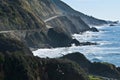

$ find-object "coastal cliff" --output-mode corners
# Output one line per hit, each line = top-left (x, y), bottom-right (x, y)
(1, 0), (119, 80)
(0, 0), (104, 48)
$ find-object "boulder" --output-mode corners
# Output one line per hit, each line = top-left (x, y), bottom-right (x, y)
(90, 27), (99, 32)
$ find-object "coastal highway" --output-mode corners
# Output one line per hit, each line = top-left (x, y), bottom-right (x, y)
(0, 15), (63, 34)
(44, 15), (63, 22)
(0, 29), (43, 34)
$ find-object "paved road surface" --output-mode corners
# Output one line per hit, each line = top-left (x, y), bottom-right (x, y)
(0, 15), (62, 34)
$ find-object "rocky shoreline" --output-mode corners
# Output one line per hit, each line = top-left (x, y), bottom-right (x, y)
(0, 35), (120, 80)
(0, 0), (119, 80)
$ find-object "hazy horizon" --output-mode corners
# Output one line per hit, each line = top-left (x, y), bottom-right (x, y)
(61, 0), (120, 21)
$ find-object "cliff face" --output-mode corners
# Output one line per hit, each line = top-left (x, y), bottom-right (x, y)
(0, 0), (107, 48)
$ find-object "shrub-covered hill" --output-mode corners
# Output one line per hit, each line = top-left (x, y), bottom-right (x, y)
(0, 34), (89, 80)
(0, 54), (90, 80)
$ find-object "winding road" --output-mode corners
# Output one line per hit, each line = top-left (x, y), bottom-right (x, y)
(0, 31), (12, 34)
(0, 29), (43, 34)
(44, 16), (58, 22)
(0, 15), (61, 34)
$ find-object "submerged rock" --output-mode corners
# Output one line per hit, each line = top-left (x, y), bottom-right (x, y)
(79, 42), (98, 46)
(71, 39), (98, 46)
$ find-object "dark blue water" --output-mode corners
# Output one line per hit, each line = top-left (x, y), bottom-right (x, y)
(74, 25), (120, 66)
(33, 25), (120, 67)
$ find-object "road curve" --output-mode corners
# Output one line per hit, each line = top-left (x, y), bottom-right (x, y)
(0, 15), (63, 34)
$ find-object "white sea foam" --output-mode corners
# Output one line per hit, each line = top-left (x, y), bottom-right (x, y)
(33, 25), (120, 66)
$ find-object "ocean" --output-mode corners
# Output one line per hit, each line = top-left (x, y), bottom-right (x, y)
(33, 25), (120, 67)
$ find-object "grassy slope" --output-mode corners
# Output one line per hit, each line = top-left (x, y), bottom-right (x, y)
(0, 0), (45, 30)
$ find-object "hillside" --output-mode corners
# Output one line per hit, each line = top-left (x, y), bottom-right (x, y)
(0, 0), (103, 49)
(52, 0), (108, 26)
(0, 0), (120, 80)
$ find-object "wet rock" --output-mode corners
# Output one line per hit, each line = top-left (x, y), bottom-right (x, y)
(61, 52), (91, 72)
(80, 42), (98, 46)
(71, 39), (80, 46)
(90, 27), (99, 32)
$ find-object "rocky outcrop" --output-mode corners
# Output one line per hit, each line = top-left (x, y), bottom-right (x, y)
(90, 62), (120, 79)
(47, 28), (72, 47)
(90, 27), (99, 32)
(61, 52), (120, 79)
(61, 52), (91, 72)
